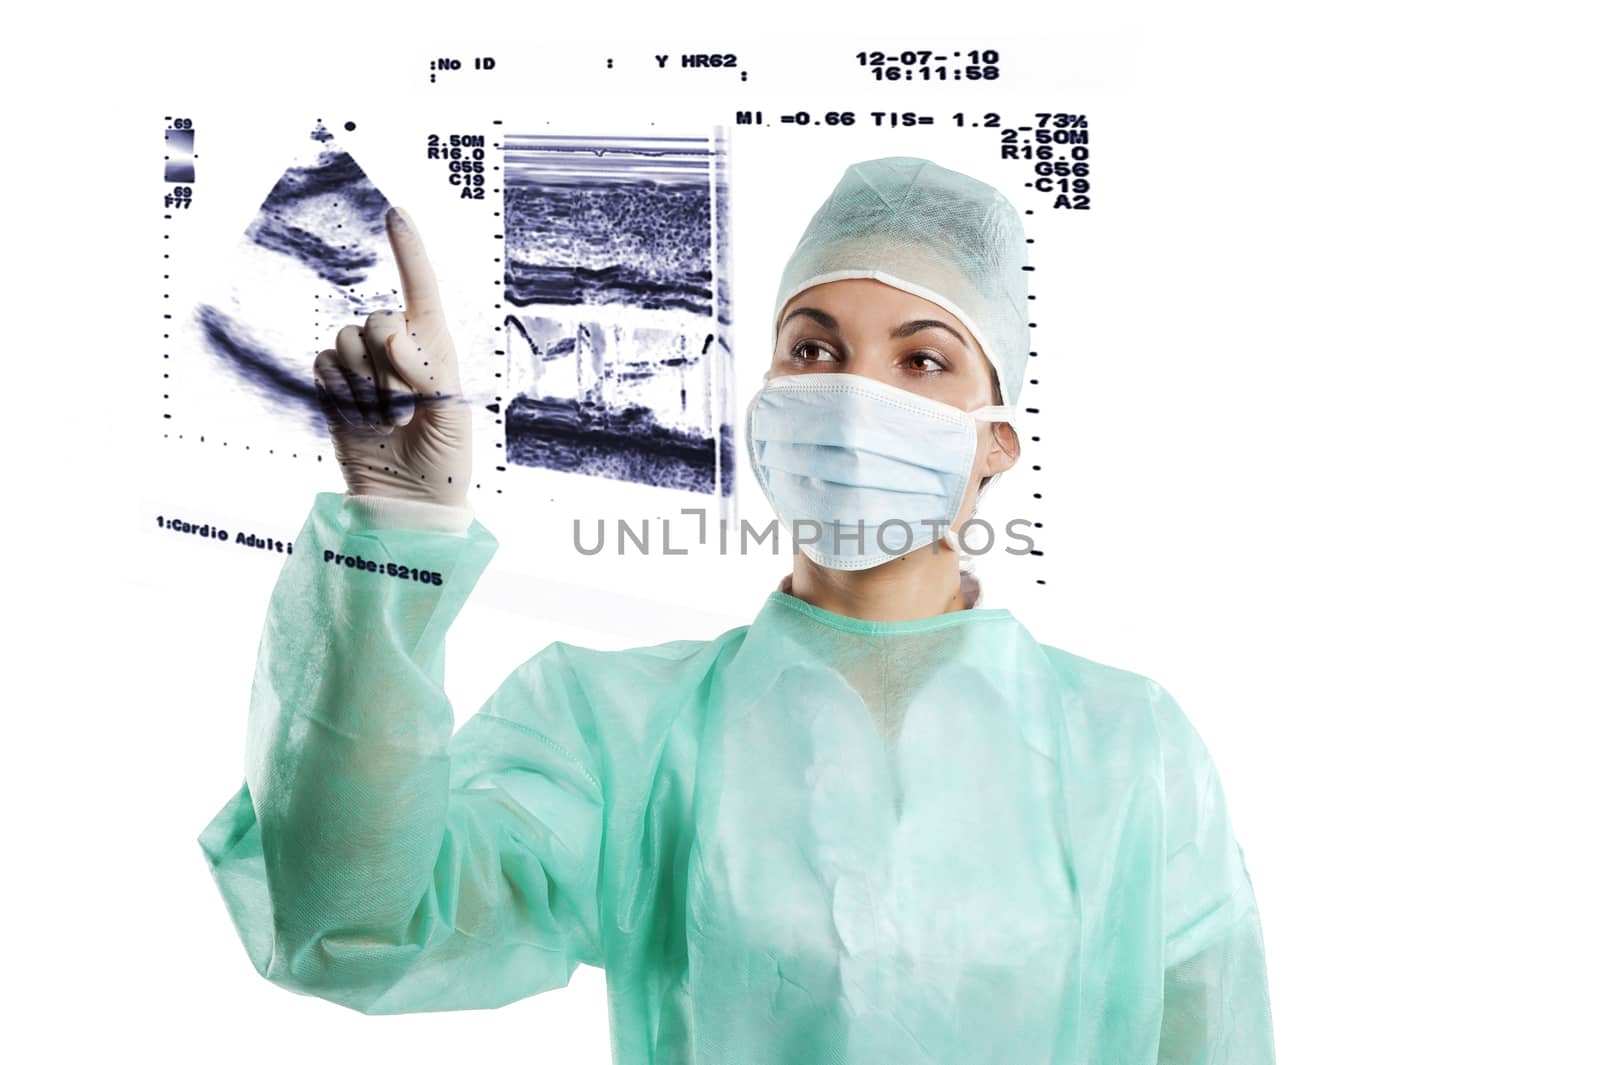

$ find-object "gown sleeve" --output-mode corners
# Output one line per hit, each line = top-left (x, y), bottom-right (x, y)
(195, 492), (606, 1014)
(1149, 681), (1277, 1064)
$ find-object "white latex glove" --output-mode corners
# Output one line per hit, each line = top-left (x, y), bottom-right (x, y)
(314, 206), (473, 509)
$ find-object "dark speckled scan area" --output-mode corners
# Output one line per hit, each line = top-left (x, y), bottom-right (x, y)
(501, 134), (735, 496)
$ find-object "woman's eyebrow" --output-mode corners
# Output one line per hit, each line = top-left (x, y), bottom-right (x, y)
(780, 307), (839, 332)
(781, 307), (969, 349)
(891, 318), (969, 348)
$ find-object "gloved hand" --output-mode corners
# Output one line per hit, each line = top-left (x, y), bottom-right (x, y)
(314, 206), (473, 508)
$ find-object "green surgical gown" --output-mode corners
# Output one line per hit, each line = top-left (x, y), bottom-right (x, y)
(197, 492), (1275, 1063)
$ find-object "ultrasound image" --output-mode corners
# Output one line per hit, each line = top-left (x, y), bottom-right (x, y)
(500, 133), (735, 496)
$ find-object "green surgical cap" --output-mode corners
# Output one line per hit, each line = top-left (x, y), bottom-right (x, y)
(771, 156), (1032, 411)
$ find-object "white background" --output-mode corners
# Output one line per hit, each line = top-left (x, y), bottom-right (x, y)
(7, 2), (1595, 1063)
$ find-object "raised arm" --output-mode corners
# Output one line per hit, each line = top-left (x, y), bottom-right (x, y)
(198, 206), (606, 1013)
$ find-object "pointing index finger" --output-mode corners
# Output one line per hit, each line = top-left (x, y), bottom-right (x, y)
(385, 205), (443, 318)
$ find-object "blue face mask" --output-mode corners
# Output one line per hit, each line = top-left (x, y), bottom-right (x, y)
(744, 372), (1014, 570)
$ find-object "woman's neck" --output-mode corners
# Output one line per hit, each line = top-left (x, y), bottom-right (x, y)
(787, 543), (968, 623)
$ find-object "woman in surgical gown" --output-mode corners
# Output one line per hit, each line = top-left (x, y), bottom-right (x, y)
(197, 157), (1276, 1064)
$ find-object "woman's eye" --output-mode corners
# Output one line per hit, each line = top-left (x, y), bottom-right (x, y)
(905, 351), (947, 374)
(791, 340), (838, 363)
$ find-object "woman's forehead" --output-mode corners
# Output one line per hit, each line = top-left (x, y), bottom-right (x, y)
(778, 279), (976, 343)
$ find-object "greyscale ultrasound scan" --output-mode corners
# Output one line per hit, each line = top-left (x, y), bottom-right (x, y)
(500, 133), (735, 497)
(145, 34), (1125, 630)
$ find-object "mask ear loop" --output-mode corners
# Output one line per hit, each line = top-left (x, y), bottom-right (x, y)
(942, 405), (1018, 555)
